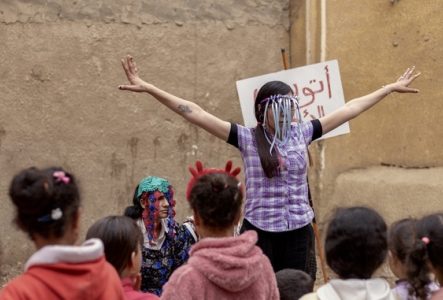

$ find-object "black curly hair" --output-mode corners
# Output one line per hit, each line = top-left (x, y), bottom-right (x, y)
(9, 166), (80, 239)
(325, 206), (387, 279)
(189, 173), (243, 230)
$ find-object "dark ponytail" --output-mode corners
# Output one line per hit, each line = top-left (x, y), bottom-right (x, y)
(124, 184), (143, 219)
(254, 81), (293, 178)
(406, 239), (431, 300)
(416, 213), (443, 279)
(389, 218), (430, 300)
(9, 166), (80, 239)
(254, 126), (280, 178)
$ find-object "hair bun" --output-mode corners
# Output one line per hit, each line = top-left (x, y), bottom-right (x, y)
(9, 167), (52, 215)
(9, 166), (80, 239)
(124, 205), (143, 220)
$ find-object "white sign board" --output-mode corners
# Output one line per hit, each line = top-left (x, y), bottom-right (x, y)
(236, 60), (349, 139)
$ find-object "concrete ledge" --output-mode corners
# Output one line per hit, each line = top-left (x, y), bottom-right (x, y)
(319, 166), (443, 225)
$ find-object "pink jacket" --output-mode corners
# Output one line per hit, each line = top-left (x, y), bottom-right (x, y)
(431, 288), (443, 300)
(161, 230), (279, 300)
(121, 278), (159, 300)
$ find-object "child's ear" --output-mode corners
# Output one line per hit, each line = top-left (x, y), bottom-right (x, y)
(70, 208), (81, 241)
(234, 209), (241, 224)
(14, 217), (26, 231)
(387, 250), (397, 264)
(129, 251), (137, 268)
(193, 211), (201, 226)
(388, 250), (401, 269)
(72, 208), (81, 229)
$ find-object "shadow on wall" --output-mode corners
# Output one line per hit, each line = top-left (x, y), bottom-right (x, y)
(0, 125), (6, 149)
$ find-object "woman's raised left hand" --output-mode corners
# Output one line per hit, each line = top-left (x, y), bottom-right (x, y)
(385, 66), (421, 93)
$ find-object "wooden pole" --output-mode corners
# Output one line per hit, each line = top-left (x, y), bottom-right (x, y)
(309, 188), (330, 283)
(281, 48), (289, 70)
(280, 48), (329, 283)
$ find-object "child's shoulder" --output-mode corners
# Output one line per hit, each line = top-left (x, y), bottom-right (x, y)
(431, 287), (443, 300)
(0, 272), (44, 299)
(299, 292), (319, 300)
(161, 264), (202, 299)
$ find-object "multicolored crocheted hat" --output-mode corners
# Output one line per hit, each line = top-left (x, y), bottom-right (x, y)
(136, 176), (171, 198)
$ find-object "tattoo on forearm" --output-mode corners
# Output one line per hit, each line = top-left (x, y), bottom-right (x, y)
(178, 104), (192, 114)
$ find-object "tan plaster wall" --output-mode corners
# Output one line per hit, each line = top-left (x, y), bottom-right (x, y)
(320, 0), (442, 216)
(1, 0), (441, 284)
(0, 0), (290, 277)
(320, 0), (443, 168)
(289, 0), (443, 281)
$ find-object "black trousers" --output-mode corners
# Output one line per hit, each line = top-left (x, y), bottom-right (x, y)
(240, 219), (317, 280)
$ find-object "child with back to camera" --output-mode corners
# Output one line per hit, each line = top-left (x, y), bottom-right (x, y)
(301, 206), (397, 300)
(86, 215), (159, 300)
(410, 213), (443, 300)
(276, 269), (314, 300)
(388, 218), (439, 300)
(124, 176), (197, 296)
(161, 161), (279, 300)
(0, 167), (125, 300)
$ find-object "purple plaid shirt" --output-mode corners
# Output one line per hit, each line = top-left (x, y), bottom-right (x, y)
(230, 121), (319, 232)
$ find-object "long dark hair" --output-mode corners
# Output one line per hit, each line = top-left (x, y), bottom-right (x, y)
(9, 166), (80, 239)
(410, 213), (443, 291)
(415, 213), (443, 272)
(86, 216), (144, 276)
(254, 81), (293, 178)
(124, 184), (143, 219)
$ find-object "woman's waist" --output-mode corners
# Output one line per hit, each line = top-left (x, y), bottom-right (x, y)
(244, 199), (311, 212)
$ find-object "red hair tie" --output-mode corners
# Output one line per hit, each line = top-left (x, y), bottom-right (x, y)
(186, 160), (241, 200)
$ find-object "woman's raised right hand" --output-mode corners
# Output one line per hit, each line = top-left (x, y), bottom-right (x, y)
(118, 55), (151, 93)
